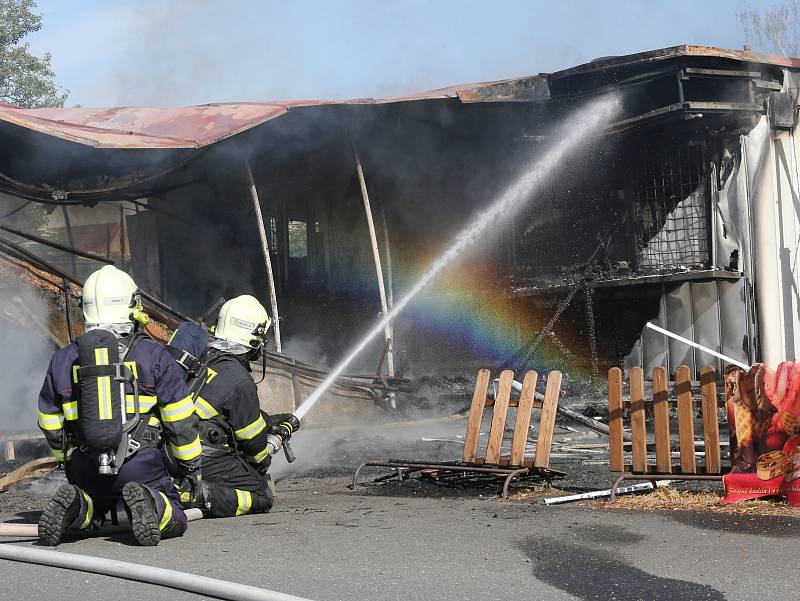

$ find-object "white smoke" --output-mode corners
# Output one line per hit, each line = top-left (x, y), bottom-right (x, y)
(0, 278), (59, 434)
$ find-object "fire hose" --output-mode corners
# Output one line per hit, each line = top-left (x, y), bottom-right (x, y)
(0, 545), (315, 601)
(0, 507), (204, 538)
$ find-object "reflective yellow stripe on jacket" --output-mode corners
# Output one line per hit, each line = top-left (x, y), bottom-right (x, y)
(194, 397), (219, 419)
(159, 395), (195, 423)
(234, 415), (266, 441)
(125, 395), (158, 413)
(51, 446), (75, 462)
(247, 446), (271, 465)
(169, 435), (202, 461)
(62, 401), (78, 421)
(38, 411), (64, 431)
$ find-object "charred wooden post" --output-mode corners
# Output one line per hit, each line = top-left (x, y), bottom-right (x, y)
(119, 205), (126, 265)
(62, 278), (73, 342)
(352, 143), (395, 407)
(243, 159), (282, 353)
(60, 206), (77, 275)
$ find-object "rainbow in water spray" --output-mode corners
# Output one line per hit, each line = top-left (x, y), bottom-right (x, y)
(294, 94), (621, 420)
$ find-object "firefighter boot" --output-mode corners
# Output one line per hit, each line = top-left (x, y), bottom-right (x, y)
(38, 483), (94, 546)
(122, 482), (162, 546)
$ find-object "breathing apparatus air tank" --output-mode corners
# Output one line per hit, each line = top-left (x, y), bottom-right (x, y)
(76, 329), (140, 475)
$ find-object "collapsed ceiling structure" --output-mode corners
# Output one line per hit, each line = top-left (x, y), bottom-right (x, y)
(1, 45), (799, 383)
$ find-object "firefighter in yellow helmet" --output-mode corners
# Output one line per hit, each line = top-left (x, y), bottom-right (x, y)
(177, 295), (298, 517)
(36, 265), (201, 545)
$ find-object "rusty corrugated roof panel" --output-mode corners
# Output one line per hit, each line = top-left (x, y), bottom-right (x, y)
(0, 98), (444, 150)
(1, 45), (796, 150)
(0, 103), (294, 149)
(0, 79), (544, 149)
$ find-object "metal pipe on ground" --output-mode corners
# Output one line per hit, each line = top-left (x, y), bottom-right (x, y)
(0, 544), (314, 601)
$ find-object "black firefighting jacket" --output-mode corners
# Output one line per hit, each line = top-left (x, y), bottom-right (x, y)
(37, 334), (202, 469)
(191, 350), (273, 472)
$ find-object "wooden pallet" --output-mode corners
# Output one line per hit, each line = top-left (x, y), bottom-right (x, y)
(608, 365), (729, 499)
(352, 368), (565, 498)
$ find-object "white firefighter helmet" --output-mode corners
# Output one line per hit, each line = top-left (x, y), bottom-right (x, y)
(214, 295), (271, 349)
(82, 265), (140, 325)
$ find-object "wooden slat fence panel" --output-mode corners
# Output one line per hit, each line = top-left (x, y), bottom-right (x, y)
(652, 366), (672, 473)
(462, 369), (490, 463)
(510, 371), (538, 467)
(700, 365), (721, 474)
(484, 370), (513, 464)
(533, 371), (561, 469)
(608, 368), (624, 472)
(629, 367), (648, 473)
(676, 365), (696, 474)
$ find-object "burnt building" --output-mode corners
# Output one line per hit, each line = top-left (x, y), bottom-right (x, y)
(1, 45), (798, 399)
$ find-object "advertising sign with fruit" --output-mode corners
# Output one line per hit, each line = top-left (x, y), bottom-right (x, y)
(722, 362), (800, 505)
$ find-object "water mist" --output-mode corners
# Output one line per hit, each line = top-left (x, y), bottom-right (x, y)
(294, 94), (621, 420)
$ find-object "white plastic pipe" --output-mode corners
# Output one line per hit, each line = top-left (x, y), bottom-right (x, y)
(542, 480), (672, 505)
(0, 545), (313, 601)
(645, 322), (751, 370)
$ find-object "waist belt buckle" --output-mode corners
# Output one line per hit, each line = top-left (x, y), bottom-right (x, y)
(126, 437), (141, 457)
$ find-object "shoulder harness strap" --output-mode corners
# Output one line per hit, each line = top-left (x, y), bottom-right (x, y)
(166, 344), (202, 377)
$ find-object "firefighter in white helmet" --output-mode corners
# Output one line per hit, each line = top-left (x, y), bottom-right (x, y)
(176, 294), (299, 517)
(36, 265), (201, 546)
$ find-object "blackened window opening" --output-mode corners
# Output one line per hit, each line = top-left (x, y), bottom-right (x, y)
(634, 141), (709, 271)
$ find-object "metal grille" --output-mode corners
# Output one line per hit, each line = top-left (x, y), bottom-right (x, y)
(635, 142), (709, 271)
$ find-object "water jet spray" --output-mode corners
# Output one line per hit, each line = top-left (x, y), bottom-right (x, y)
(293, 95), (621, 422)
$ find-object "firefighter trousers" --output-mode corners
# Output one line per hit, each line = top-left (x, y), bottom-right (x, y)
(201, 450), (273, 518)
(66, 447), (187, 538)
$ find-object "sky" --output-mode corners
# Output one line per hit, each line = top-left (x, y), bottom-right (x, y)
(25, 0), (770, 108)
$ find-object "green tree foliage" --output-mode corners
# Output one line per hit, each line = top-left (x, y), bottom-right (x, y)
(738, 1), (800, 57)
(0, 0), (67, 108)
(0, 1), (65, 230)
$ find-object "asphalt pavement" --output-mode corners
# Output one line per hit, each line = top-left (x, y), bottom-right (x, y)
(0, 415), (795, 601)
(2, 471), (798, 601)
